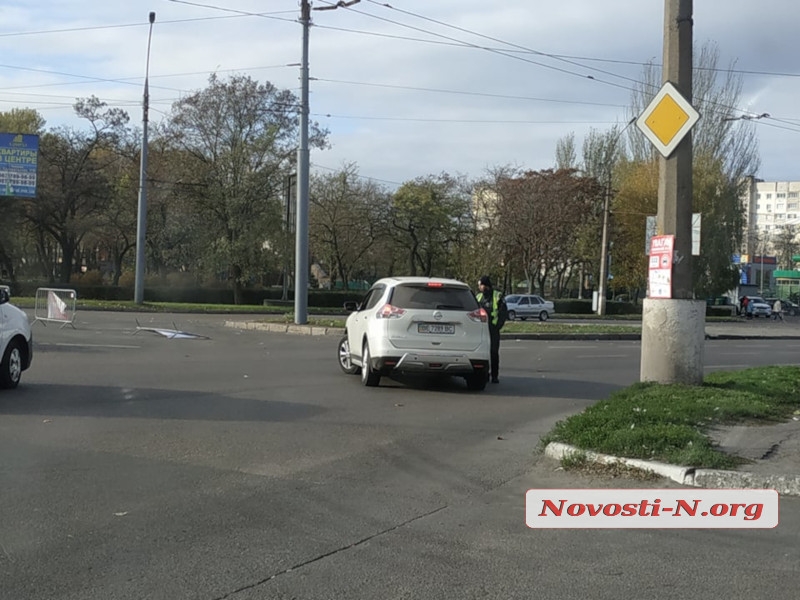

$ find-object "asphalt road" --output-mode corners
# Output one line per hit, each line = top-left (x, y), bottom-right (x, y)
(2, 312), (799, 600)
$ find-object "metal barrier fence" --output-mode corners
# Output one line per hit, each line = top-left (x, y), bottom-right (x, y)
(33, 287), (77, 329)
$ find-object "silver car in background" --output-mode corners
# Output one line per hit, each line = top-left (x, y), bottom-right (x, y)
(743, 296), (772, 318)
(504, 294), (555, 321)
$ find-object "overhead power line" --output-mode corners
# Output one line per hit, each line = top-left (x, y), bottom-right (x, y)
(314, 113), (621, 125)
(349, 1), (793, 135)
(311, 77), (626, 108)
(0, 10), (297, 38)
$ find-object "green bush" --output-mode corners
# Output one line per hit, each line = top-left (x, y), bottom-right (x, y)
(553, 299), (594, 314)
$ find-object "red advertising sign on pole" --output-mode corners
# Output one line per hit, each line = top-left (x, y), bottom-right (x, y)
(648, 235), (674, 299)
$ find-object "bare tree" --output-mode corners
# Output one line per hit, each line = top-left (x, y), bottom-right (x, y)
(774, 225), (799, 271)
(309, 163), (390, 289)
(495, 169), (603, 295)
(554, 132), (577, 170)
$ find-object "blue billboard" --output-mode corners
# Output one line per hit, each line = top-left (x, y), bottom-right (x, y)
(0, 133), (39, 198)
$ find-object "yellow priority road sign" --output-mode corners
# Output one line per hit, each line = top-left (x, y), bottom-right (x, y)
(635, 81), (700, 158)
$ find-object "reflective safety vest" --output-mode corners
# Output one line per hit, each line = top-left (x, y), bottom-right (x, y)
(476, 290), (503, 327)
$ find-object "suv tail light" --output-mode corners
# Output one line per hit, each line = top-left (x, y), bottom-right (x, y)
(467, 308), (488, 323)
(376, 304), (406, 319)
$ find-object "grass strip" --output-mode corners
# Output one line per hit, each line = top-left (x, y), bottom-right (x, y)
(541, 366), (800, 469)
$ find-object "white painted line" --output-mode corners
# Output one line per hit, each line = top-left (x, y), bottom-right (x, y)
(546, 345), (601, 350)
(576, 354), (629, 359)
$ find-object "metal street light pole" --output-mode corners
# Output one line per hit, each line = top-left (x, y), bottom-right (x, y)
(596, 176), (612, 316)
(596, 117), (636, 316)
(134, 12), (156, 305)
(294, 0), (359, 324)
(294, 1), (311, 323)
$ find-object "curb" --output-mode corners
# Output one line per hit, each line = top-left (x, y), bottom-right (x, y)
(705, 334), (800, 340)
(544, 442), (695, 486)
(504, 333), (642, 341)
(692, 468), (800, 497)
(544, 442), (800, 496)
(224, 320), (344, 336)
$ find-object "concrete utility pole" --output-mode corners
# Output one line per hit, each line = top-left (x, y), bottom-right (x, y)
(134, 12), (156, 305)
(294, 0), (360, 324)
(640, 0), (705, 384)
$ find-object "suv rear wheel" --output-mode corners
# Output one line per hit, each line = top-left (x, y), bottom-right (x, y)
(361, 341), (381, 387)
(465, 372), (487, 391)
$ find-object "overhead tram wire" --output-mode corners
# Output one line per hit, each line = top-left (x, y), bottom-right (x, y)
(4, 1), (793, 135)
(363, 0), (800, 83)
(361, 0), (644, 89)
(3, 0), (787, 127)
(318, 0), (786, 129)
(313, 1), (636, 96)
(310, 162), (403, 187)
(3, 6), (797, 83)
(313, 113), (622, 125)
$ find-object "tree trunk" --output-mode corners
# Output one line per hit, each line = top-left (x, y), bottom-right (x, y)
(231, 263), (243, 305)
(59, 239), (75, 283)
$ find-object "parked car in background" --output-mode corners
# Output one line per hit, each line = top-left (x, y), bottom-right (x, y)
(504, 294), (555, 321)
(0, 287), (33, 389)
(765, 298), (799, 317)
(740, 296), (772, 318)
(337, 277), (491, 391)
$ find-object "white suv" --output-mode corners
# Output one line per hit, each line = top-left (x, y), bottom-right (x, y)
(337, 277), (491, 391)
(0, 287), (33, 389)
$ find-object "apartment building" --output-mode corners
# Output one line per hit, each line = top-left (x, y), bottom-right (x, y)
(738, 178), (800, 295)
(740, 178), (800, 256)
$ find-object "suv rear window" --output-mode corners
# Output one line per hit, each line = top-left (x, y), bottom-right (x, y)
(390, 284), (478, 311)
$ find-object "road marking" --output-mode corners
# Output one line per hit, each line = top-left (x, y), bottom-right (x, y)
(38, 342), (141, 349)
(545, 345), (601, 350)
(575, 354), (629, 359)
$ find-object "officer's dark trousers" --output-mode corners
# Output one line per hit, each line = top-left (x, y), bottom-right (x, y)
(489, 325), (500, 380)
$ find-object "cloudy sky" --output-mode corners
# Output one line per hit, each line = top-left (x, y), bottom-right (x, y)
(1, 0), (798, 189)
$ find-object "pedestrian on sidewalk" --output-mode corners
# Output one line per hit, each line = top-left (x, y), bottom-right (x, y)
(773, 299), (784, 321)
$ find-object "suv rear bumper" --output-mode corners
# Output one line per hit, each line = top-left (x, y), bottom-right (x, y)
(371, 353), (489, 375)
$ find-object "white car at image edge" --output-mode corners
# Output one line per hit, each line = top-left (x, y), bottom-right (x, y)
(337, 277), (491, 391)
(0, 287), (33, 389)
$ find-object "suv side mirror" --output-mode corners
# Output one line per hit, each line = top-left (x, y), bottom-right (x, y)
(343, 301), (358, 312)
(0, 288), (8, 305)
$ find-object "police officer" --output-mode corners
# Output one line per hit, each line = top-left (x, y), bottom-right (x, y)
(476, 275), (507, 383)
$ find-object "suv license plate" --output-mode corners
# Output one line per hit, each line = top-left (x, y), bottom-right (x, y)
(418, 323), (455, 334)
